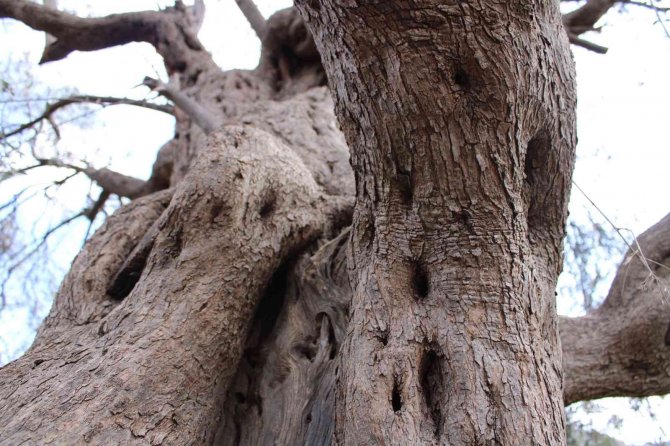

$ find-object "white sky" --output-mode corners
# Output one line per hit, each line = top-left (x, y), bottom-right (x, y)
(1, 1), (669, 444)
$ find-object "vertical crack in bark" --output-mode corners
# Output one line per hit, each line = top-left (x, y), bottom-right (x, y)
(218, 227), (351, 446)
(524, 130), (551, 233)
(412, 261), (430, 300)
(420, 347), (445, 439)
(106, 241), (152, 300)
(259, 188), (278, 220)
(391, 379), (403, 412)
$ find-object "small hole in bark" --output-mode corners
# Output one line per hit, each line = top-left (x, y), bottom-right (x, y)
(189, 69), (202, 84)
(396, 173), (413, 205)
(259, 190), (277, 219)
(174, 61), (187, 72)
(377, 329), (389, 346)
(305, 413), (312, 424)
(362, 218), (375, 247)
(664, 323), (670, 346)
(33, 358), (45, 367)
(210, 202), (224, 224)
(524, 135), (547, 187)
(421, 348), (444, 437)
(626, 359), (651, 373)
(234, 392), (246, 404)
(413, 262), (429, 300)
(455, 210), (474, 232)
(306, 0), (321, 11)
(454, 68), (470, 88)
(391, 380), (403, 412)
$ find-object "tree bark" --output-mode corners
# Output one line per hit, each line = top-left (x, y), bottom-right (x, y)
(295, 1), (576, 444)
(1, 1), (670, 445)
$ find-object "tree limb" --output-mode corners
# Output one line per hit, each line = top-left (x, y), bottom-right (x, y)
(568, 33), (610, 53)
(0, 0), (212, 72)
(143, 77), (217, 133)
(563, 0), (618, 31)
(0, 95), (173, 141)
(235, 0), (267, 40)
(7, 157), (152, 199)
(561, 212), (670, 404)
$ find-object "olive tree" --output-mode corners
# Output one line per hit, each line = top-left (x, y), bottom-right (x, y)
(0, 0), (668, 444)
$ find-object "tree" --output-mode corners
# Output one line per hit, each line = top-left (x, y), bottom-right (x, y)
(0, 0), (669, 444)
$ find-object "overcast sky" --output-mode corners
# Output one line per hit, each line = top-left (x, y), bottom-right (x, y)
(0, 1), (669, 443)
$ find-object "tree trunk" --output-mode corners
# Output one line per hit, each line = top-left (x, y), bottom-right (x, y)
(295, 1), (576, 444)
(2, 1), (670, 445)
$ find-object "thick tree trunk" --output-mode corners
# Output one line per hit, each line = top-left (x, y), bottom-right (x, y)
(294, 1), (576, 444)
(2, 1), (670, 445)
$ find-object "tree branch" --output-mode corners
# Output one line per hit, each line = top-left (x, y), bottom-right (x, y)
(561, 212), (670, 404)
(563, 0), (618, 31)
(568, 33), (610, 53)
(0, 0), (212, 72)
(143, 77), (217, 133)
(0, 95), (173, 141)
(235, 0), (267, 40)
(6, 157), (152, 199)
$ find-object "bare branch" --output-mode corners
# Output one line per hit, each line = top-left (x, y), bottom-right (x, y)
(568, 33), (610, 53)
(3, 157), (153, 199)
(188, 0), (206, 33)
(42, 0), (57, 48)
(143, 77), (217, 133)
(84, 189), (110, 222)
(0, 0), (213, 72)
(562, 212), (670, 404)
(563, 0), (618, 32)
(235, 0), (267, 40)
(0, 95), (173, 141)
(1, 210), (86, 309)
(83, 167), (148, 199)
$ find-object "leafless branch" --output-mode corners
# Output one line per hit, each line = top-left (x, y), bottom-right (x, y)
(1, 209), (85, 309)
(568, 33), (610, 53)
(2, 156), (153, 199)
(562, 212), (670, 404)
(143, 76), (217, 133)
(0, 0), (212, 71)
(235, 0), (267, 40)
(0, 95), (173, 141)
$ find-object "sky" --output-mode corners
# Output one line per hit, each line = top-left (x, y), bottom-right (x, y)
(0, 1), (669, 444)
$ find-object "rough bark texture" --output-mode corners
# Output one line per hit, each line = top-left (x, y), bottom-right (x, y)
(1, 1), (669, 445)
(295, 1), (577, 444)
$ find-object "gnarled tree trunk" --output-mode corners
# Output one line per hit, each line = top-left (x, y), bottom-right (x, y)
(295, 1), (576, 444)
(1, 1), (670, 445)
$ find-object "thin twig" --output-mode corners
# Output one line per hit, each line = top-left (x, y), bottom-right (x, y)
(0, 95), (173, 141)
(572, 180), (657, 280)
